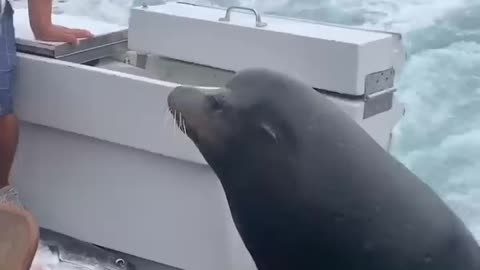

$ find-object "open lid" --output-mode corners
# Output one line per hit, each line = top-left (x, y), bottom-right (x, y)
(128, 1), (406, 96)
(12, 8), (128, 63)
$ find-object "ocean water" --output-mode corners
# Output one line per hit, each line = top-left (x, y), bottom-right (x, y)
(59, 0), (479, 244)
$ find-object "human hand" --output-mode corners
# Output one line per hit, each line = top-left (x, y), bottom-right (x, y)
(32, 24), (94, 45)
(28, 0), (94, 45)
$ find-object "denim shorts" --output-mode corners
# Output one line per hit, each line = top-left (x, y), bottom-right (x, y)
(0, 2), (17, 116)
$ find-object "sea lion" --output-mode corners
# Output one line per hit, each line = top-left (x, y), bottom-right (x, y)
(167, 68), (480, 270)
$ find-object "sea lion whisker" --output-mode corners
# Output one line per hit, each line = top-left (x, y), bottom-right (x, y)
(179, 112), (186, 134)
(182, 118), (188, 136)
(181, 113), (187, 135)
(173, 110), (178, 137)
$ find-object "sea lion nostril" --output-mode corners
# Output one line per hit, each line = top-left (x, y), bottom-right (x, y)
(208, 95), (223, 111)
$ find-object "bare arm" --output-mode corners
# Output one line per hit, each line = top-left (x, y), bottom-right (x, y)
(28, 0), (93, 44)
(28, 0), (52, 35)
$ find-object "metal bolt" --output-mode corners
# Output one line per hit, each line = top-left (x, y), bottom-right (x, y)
(115, 258), (126, 267)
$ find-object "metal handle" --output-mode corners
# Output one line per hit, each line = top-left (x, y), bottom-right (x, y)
(218, 6), (268, 28)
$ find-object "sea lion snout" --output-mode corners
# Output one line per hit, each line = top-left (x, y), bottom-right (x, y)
(168, 85), (231, 147)
(168, 86), (227, 113)
(168, 86), (199, 112)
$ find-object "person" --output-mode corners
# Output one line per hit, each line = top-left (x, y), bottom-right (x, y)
(0, 0), (93, 269)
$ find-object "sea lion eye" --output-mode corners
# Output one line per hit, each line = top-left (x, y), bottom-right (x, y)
(260, 123), (278, 143)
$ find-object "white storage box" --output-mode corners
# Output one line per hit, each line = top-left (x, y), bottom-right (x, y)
(128, 1), (405, 96)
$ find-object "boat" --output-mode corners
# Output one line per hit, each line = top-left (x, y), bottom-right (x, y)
(8, 1), (407, 269)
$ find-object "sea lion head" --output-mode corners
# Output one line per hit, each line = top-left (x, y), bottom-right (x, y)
(168, 69), (313, 165)
(167, 68), (319, 176)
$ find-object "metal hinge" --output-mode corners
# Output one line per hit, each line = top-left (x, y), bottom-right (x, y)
(363, 87), (396, 119)
(362, 67), (397, 119)
(365, 68), (395, 95)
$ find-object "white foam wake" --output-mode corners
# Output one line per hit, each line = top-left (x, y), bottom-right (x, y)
(29, 243), (60, 270)
(29, 242), (110, 270)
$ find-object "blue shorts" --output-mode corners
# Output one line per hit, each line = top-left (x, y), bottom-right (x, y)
(0, 2), (17, 116)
